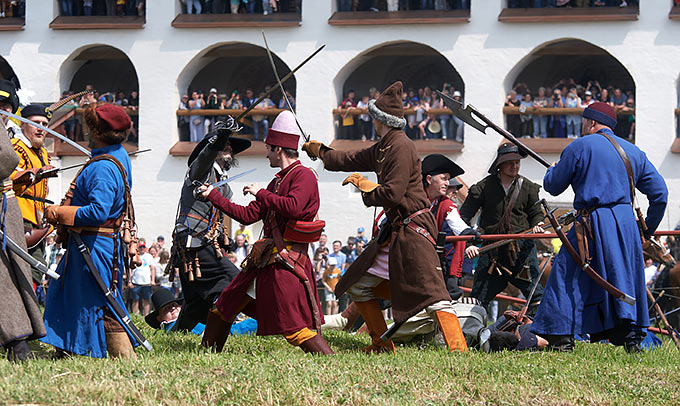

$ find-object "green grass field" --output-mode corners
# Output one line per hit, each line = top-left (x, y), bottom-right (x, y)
(2, 317), (679, 406)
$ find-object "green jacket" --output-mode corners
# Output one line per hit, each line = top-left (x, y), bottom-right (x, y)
(459, 174), (542, 235)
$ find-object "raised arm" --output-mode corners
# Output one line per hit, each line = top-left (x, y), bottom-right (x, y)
(544, 143), (579, 196)
(207, 188), (263, 225)
(319, 144), (376, 173)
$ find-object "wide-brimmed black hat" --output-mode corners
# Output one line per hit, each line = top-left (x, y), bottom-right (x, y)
(488, 143), (527, 174)
(145, 288), (183, 329)
(0, 79), (20, 113)
(188, 132), (252, 167)
(422, 154), (465, 181)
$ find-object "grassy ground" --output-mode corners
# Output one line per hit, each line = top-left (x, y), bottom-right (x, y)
(1, 317), (679, 406)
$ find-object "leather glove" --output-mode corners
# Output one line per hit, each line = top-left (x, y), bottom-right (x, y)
(36, 165), (59, 179)
(302, 140), (327, 159)
(12, 168), (40, 186)
(45, 205), (81, 226)
(342, 173), (380, 193)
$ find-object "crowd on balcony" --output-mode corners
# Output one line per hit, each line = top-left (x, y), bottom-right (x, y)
(58, 86), (139, 144)
(177, 87), (294, 143)
(59, 0), (145, 16)
(504, 78), (635, 140)
(337, 83), (464, 142)
(338, 0), (469, 11)
(180, 0), (297, 14)
(0, 0), (24, 18)
(507, 0), (636, 7)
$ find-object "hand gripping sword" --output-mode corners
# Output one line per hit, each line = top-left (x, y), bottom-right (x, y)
(0, 110), (91, 157)
(261, 32), (314, 152)
(437, 90), (550, 168)
(540, 199), (635, 305)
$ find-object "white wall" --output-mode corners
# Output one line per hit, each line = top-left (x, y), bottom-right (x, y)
(5, 0), (680, 243)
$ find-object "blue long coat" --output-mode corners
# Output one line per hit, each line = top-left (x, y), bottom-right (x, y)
(532, 128), (667, 336)
(42, 144), (137, 358)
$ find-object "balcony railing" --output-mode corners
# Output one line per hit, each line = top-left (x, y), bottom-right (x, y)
(328, 9), (470, 25)
(498, 5), (639, 23)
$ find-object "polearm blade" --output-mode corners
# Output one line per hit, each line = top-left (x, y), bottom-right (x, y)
(262, 31), (309, 143)
(436, 90), (551, 168)
(235, 44), (325, 122)
(40, 148), (152, 177)
(0, 228), (60, 280)
(210, 168), (257, 188)
(0, 110), (91, 157)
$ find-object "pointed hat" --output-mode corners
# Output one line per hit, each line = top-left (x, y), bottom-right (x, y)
(265, 110), (301, 150)
(368, 81), (406, 129)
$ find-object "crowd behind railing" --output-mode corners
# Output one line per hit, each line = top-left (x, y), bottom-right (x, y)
(56, 86), (139, 144)
(58, 0), (145, 16)
(179, 0), (298, 15)
(507, 0), (637, 7)
(0, 0), (24, 18)
(337, 0), (469, 11)
(334, 83), (465, 142)
(504, 79), (635, 140)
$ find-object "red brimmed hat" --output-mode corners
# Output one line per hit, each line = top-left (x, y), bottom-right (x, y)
(265, 110), (300, 150)
(96, 103), (132, 131)
(582, 101), (617, 129)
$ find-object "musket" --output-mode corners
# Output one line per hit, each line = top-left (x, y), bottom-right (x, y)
(540, 199), (635, 305)
(0, 228), (60, 280)
(0, 110), (91, 157)
(235, 44), (325, 123)
(478, 210), (576, 255)
(261, 32), (312, 145)
(39, 148), (152, 178)
(437, 90), (550, 168)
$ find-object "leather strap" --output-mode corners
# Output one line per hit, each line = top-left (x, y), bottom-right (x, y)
(600, 132), (635, 203)
(397, 208), (437, 245)
(498, 177), (523, 233)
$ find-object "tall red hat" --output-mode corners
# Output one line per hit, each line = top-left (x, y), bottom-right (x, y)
(368, 81), (406, 128)
(265, 110), (300, 150)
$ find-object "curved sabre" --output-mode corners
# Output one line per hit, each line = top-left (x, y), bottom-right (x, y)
(0, 109), (91, 157)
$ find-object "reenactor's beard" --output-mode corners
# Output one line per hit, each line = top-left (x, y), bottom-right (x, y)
(219, 155), (238, 171)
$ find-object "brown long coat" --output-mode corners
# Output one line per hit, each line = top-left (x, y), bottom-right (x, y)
(320, 128), (450, 323)
(0, 121), (45, 346)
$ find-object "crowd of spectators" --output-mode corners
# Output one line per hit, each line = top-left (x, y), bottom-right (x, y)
(504, 79), (635, 140)
(59, 85), (139, 144)
(337, 83), (465, 142)
(178, 86), (293, 142)
(338, 0), (469, 11)
(180, 0), (297, 15)
(0, 0), (24, 18)
(507, 0), (636, 7)
(59, 0), (145, 16)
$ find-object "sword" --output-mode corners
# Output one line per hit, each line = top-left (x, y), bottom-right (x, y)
(39, 148), (151, 178)
(191, 168), (257, 199)
(261, 31), (311, 145)
(437, 90), (550, 168)
(235, 44), (325, 122)
(0, 110), (91, 157)
(0, 228), (60, 280)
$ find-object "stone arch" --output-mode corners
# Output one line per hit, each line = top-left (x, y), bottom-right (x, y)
(333, 41), (465, 141)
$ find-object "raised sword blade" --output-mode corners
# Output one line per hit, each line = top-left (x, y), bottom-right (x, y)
(211, 168), (257, 188)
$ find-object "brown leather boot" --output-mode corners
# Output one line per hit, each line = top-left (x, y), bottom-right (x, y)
(433, 310), (468, 353)
(105, 332), (137, 359)
(341, 302), (361, 332)
(354, 300), (396, 354)
(298, 334), (334, 355)
(201, 309), (234, 352)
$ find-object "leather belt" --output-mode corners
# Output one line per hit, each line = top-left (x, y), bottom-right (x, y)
(396, 208), (436, 245)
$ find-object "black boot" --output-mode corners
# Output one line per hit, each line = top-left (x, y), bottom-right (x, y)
(298, 334), (334, 355)
(544, 334), (574, 352)
(201, 310), (234, 352)
(6, 340), (34, 363)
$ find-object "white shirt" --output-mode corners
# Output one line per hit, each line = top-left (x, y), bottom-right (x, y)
(131, 252), (154, 285)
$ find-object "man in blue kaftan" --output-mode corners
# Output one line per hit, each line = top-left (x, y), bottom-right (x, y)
(531, 102), (667, 352)
(42, 103), (139, 358)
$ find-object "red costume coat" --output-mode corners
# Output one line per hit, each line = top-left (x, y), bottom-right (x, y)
(207, 161), (324, 335)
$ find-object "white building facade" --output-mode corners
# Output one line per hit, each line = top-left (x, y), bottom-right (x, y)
(3, 1), (680, 241)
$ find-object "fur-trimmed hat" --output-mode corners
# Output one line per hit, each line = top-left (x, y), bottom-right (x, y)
(265, 110), (301, 150)
(368, 81), (406, 129)
(488, 142), (527, 174)
(583, 101), (617, 129)
(0, 79), (20, 113)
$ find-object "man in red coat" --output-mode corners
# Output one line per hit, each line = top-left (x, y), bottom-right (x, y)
(198, 111), (332, 354)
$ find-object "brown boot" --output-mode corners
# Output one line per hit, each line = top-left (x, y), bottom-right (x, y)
(341, 302), (361, 332)
(201, 309), (234, 352)
(433, 310), (468, 353)
(298, 334), (334, 355)
(354, 300), (396, 354)
(105, 332), (137, 359)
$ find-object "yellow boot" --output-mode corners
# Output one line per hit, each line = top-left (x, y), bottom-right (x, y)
(433, 311), (468, 353)
(354, 300), (396, 354)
